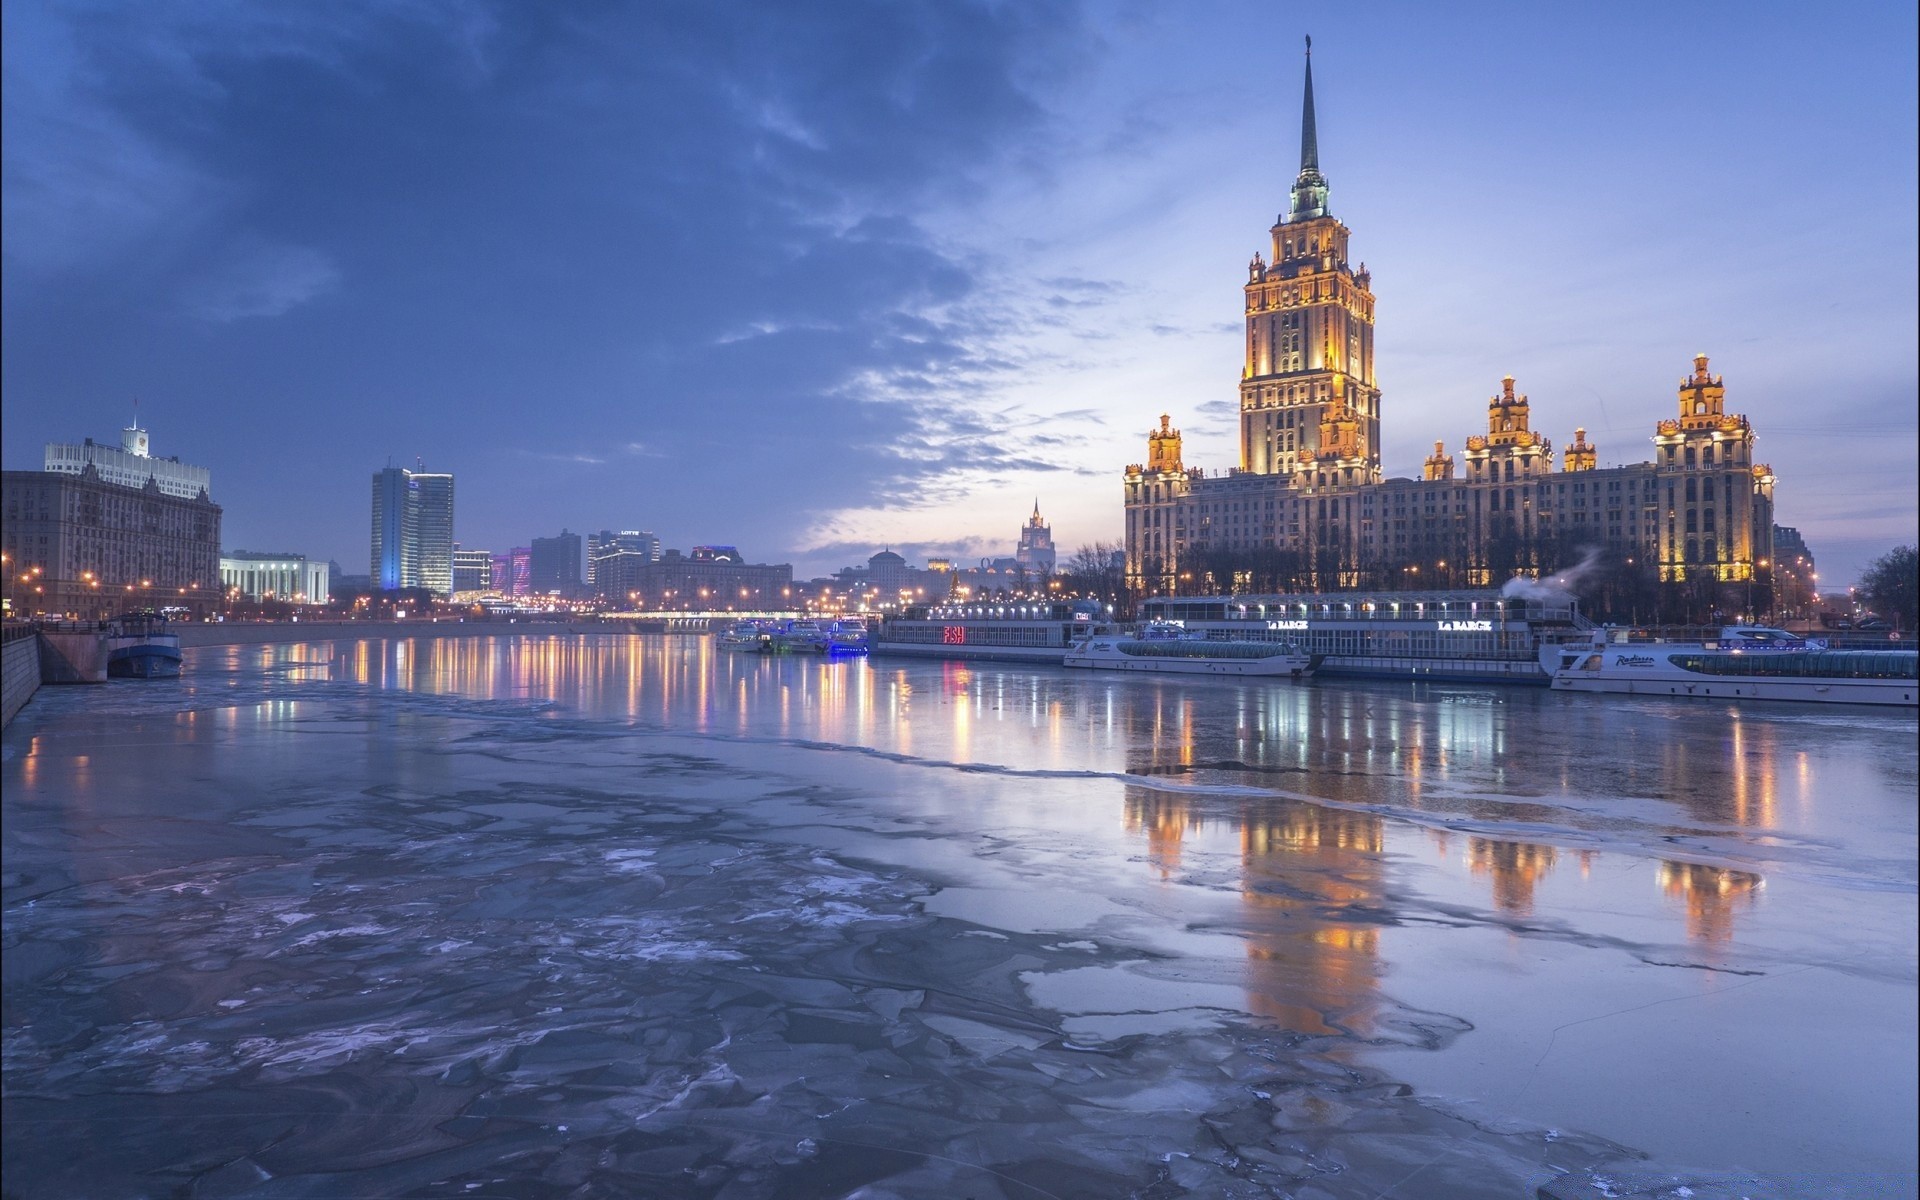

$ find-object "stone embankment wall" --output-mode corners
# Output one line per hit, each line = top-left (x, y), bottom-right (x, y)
(174, 621), (626, 649)
(36, 631), (109, 683)
(2, 627), (42, 728)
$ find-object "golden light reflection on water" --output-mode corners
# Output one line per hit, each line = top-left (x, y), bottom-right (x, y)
(1467, 838), (1558, 916)
(1658, 860), (1765, 944)
(183, 634), (1849, 967)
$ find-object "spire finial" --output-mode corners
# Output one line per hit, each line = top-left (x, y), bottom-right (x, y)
(1286, 38), (1329, 222)
(1300, 37), (1318, 174)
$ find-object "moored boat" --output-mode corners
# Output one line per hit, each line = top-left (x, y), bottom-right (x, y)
(777, 620), (831, 654)
(1543, 632), (1916, 708)
(106, 615), (182, 679)
(827, 619), (870, 654)
(1065, 622), (1314, 678)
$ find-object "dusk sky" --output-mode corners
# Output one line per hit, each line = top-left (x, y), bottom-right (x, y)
(5, 1), (1916, 585)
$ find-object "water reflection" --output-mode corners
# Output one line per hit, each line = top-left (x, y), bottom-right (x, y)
(1658, 860), (1765, 944)
(177, 636), (1900, 963)
(1467, 838), (1558, 916)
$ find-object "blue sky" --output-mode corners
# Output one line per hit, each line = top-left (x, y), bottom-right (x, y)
(5, 1), (1915, 585)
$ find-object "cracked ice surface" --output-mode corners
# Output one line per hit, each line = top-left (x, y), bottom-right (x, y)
(2, 635), (1915, 1199)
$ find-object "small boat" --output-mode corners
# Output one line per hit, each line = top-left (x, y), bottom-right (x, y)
(718, 620), (778, 651)
(1065, 622), (1315, 678)
(778, 620), (832, 654)
(827, 619), (870, 654)
(107, 614), (183, 679)
(1543, 631), (1916, 707)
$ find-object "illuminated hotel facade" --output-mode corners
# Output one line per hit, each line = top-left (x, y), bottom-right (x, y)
(1124, 46), (1776, 596)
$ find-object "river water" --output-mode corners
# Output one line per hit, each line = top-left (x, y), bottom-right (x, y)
(2, 634), (1914, 1199)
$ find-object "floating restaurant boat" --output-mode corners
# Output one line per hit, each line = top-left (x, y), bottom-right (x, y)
(1065, 622), (1314, 678)
(1137, 589), (1592, 684)
(1543, 632), (1917, 708)
(106, 615), (182, 679)
(874, 600), (1112, 663)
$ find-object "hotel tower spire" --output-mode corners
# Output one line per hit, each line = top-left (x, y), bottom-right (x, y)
(1238, 38), (1379, 479)
(1289, 37), (1329, 222)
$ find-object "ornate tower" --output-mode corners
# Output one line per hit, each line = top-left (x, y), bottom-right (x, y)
(1464, 376), (1553, 481)
(1016, 499), (1056, 575)
(1652, 354), (1771, 582)
(1146, 414), (1184, 474)
(1239, 38), (1380, 481)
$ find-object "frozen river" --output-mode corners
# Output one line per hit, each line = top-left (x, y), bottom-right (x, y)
(3, 634), (1915, 1198)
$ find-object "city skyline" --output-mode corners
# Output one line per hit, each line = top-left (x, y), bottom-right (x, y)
(4, 4), (1916, 585)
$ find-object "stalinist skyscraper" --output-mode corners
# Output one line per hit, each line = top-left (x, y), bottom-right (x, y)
(1124, 39), (1777, 595)
(1239, 38), (1379, 480)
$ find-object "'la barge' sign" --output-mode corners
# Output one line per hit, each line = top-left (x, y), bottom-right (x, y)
(1435, 619), (1495, 631)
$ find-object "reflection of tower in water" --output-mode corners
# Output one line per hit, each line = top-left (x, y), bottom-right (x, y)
(1242, 801), (1386, 1036)
(1467, 837), (1558, 916)
(1122, 789), (1199, 880)
(1125, 782), (1386, 1038)
(1658, 860), (1764, 944)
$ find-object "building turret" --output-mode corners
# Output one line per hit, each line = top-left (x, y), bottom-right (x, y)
(1676, 353), (1726, 425)
(1464, 375), (1552, 481)
(1563, 427), (1597, 472)
(1146, 414), (1184, 474)
(1423, 440), (1455, 481)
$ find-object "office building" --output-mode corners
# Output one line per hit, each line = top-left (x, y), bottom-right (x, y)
(370, 465), (455, 595)
(221, 552), (330, 604)
(452, 547), (494, 596)
(619, 547), (792, 609)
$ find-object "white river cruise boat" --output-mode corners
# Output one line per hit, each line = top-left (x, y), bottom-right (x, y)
(1138, 589), (1594, 684)
(1065, 622), (1313, 678)
(1544, 632), (1917, 708)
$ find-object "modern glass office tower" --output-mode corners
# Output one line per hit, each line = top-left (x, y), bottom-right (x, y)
(370, 466), (455, 595)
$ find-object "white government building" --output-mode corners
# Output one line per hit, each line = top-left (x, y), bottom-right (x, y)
(220, 551), (330, 604)
(44, 421), (213, 501)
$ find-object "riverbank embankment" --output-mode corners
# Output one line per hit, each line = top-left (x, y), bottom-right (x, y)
(174, 621), (640, 649)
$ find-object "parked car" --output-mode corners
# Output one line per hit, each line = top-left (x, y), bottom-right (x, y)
(1856, 617), (1891, 631)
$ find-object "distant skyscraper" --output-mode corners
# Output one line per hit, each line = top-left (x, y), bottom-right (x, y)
(586, 529), (661, 586)
(44, 419), (212, 500)
(529, 529), (583, 595)
(370, 465), (455, 595)
(509, 547), (532, 596)
(1016, 500), (1056, 575)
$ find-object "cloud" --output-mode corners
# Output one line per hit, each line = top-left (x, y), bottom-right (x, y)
(2, 0), (1099, 568)
(181, 238), (339, 321)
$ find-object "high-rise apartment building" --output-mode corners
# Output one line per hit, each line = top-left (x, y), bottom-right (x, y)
(3, 467), (222, 618)
(586, 529), (661, 587)
(529, 529), (583, 595)
(370, 465), (455, 595)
